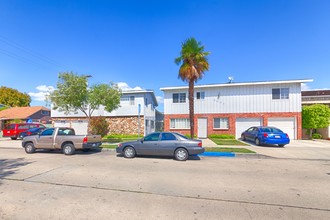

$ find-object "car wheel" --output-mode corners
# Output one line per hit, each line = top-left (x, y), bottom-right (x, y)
(24, 142), (36, 154)
(124, 146), (136, 158)
(241, 134), (246, 141)
(174, 148), (188, 161)
(278, 144), (285, 147)
(63, 144), (75, 155)
(255, 138), (261, 146)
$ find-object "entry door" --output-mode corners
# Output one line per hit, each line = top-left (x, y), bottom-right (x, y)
(198, 118), (207, 138)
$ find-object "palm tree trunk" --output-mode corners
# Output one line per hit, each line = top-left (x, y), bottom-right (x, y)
(189, 80), (195, 139)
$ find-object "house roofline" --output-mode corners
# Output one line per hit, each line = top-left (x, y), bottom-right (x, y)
(122, 89), (158, 106)
(160, 79), (314, 91)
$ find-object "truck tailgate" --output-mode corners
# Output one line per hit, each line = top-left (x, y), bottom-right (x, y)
(86, 135), (102, 143)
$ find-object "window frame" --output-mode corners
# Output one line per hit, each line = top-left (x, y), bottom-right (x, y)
(272, 88), (289, 100)
(196, 91), (205, 100)
(172, 93), (186, 103)
(213, 117), (229, 129)
(170, 118), (190, 129)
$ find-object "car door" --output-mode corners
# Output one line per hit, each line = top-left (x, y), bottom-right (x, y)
(158, 132), (178, 156)
(244, 127), (255, 141)
(136, 132), (161, 155)
(36, 128), (55, 149)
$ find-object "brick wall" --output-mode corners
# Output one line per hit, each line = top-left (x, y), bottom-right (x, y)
(106, 116), (144, 135)
(164, 112), (302, 139)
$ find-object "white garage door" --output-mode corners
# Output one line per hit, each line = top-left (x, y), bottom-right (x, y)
(54, 120), (71, 128)
(235, 118), (263, 139)
(71, 120), (88, 135)
(268, 118), (296, 140)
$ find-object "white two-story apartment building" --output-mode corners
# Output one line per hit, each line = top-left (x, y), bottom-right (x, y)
(161, 79), (313, 140)
(52, 90), (158, 135)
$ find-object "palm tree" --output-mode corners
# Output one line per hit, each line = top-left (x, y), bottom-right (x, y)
(175, 38), (210, 138)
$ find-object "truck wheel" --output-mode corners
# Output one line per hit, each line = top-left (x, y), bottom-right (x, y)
(24, 142), (36, 154)
(63, 144), (75, 155)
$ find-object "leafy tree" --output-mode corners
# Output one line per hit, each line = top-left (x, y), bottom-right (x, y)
(302, 104), (330, 138)
(89, 116), (109, 137)
(0, 86), (31, 107)
(175, 38), (210, 138)
(49, 72), (121, 133)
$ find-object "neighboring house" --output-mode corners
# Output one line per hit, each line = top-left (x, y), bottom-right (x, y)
(160, 79), (313, 140)
(302, 90), (330, 139)
(0, 106), (51, 130)
(51, 90), (158, 135)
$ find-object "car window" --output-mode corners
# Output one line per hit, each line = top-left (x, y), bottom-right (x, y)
(58, 128), (75, 135)
(40, 128), (54, 136)
(161, 133), (177, 141)
(174, 133), (188, 140)
(247, 127), (254, 132)
(5, 124), (15, 129)
(271, 127), (283, 133)
(18, 124), (29, 129)
(144, 133), (160, 141)
(261, 128), (271, 133)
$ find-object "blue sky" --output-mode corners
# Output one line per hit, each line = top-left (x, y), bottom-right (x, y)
(1, 0), (329, 112)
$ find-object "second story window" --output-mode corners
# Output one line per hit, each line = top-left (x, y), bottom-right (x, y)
(196, 91), (205, 100)
(173, 93), (186, 103)
(272, 88), (289, 100)
(121, 95), (135, 105)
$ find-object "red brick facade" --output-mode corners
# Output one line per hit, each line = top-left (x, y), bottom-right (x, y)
(164, 112), (302, 139)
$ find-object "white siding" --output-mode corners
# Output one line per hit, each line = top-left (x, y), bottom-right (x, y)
(163, 83), (302, 114)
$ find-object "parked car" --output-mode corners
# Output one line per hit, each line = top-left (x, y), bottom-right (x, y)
(116, 132), (204, 161)
(3, 123), (46, 140)
(22, 127), (102, 155)
(18, 127), (45, 139)
(241, 126), (290, 147)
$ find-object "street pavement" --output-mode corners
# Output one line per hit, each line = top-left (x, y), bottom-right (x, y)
(1, 139), (330, 219)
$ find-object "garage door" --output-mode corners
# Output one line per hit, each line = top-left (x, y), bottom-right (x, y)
(71, 120), (88, 135)
(268, 118), (296, 140)
(235, 118), (263, 139)
(54, 120), (71, 128)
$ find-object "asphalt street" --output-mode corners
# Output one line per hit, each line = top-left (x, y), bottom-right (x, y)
(0, 140), (330, 219)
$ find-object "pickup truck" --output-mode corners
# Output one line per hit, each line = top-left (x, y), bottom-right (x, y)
(21, 127), (102, 155)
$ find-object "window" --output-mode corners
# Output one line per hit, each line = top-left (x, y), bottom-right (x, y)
(170, 118), (190, 129)
(196, 91), (205, 100)
(18, 125), (29, 129)
(58, 128), (75, 135)
(213, 118), (229, 129)
(272, 88), (289, 100)
(41, 110), (49, 115)
(144, 132), (160, 141)
(120, 96), (135, 105)
(40, 128), (54, 136)
(161, 133), (177, 141)
(173, 93), (186, 103)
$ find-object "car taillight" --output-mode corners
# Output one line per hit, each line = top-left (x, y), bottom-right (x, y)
(83, 137), (88, 143)
(198, 142), (202, 147)
(263, 133), (268, 138)
(286, 134), (289, 138)
(118, 143), (122, 147)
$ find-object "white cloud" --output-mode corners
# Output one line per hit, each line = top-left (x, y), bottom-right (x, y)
(301, 83), (311, 91)
(156, 96), (164, 104)
(29, 85), (55, 101)
(117, 82), (143, 91)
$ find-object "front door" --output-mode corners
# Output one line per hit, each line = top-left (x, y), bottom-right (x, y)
(198, 118), (207, 138)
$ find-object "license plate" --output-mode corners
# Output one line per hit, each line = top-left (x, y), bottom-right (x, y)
(275, 135), (280, 138)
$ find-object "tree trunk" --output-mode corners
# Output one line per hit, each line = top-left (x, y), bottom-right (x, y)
(309, 128), (313, 139)
(189, 80), (195, 139)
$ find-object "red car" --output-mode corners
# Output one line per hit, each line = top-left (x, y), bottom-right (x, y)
(2, 123), (46, 140)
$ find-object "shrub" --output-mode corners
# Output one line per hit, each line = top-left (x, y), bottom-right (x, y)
(184, 134), (197, 139)
(89, 117), (109, 137)
(312, 133), (322, 139)
(208, 134), (235, 139)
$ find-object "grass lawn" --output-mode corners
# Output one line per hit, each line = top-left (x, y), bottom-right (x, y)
(210, 138), (250, 146)
(205, 147), (255, 154)
(102, 144), (255, 153)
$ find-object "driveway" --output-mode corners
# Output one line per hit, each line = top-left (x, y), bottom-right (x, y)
(241, 139), (330, 160)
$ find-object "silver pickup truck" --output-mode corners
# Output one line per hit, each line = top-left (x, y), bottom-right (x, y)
(22, 127), (102, 155)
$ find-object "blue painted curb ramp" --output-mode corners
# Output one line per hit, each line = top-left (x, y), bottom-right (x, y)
(199, 152), (235, 157)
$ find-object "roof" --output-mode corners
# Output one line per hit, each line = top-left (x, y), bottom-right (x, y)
(160, 79), (313, 91)
(122, 89), (158, 106)
(302, 90), (330, 96)
(0, 106), (50, 120)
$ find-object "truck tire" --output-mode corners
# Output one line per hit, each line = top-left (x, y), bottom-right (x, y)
(63, 143), (75, 155)
(24, 142), (36, 154)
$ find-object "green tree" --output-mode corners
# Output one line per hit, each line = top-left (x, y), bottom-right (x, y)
(302, 104), (330, 138)
(0, 86), (31, 107)
(49, 72), (121, 133)
(175, 38), (210, 138)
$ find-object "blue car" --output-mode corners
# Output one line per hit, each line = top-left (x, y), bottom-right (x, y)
(241, 126), (290, 147)
(19, 127), (45, 139)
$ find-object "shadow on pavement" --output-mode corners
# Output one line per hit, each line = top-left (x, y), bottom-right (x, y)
(34, 148), (103, 155)
(0, 158), (33, 184)
(115, 154), (201, 161)
(240, 139), (285, 148)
